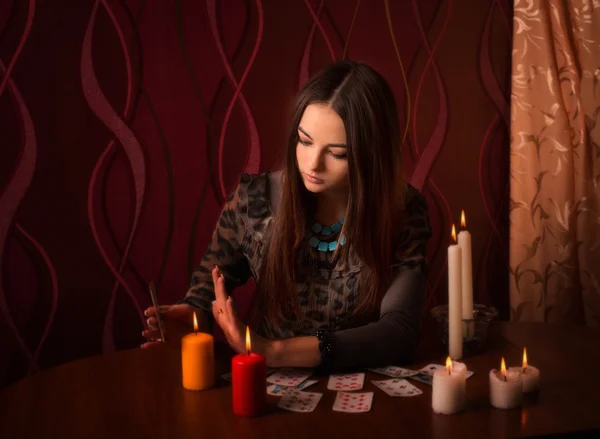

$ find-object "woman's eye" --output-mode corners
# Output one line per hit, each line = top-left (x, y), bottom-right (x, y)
(298, 138), (311, 146)
(329, 151), (347, 159)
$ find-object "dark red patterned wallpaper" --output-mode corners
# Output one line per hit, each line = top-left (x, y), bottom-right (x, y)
(0, 0), (512, 387)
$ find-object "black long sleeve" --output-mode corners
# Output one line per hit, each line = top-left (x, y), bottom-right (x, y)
(327, 266), (427, 371)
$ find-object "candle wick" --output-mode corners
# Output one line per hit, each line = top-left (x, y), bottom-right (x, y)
(448, 370), (451, 376)
(503, 375), (507, 383)
(247, 349), (250, 356)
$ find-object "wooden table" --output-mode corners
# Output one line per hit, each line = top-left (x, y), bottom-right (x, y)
(1, 322), (599, 439)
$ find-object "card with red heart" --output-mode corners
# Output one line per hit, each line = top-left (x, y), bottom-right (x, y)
(332, 391), (374, 413)
(327, 373), (365, 391)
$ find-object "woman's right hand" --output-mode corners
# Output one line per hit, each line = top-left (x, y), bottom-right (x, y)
(141, 303), (199, 348)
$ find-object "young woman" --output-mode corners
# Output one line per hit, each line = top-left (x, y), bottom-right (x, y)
(142, 60), (432, 372)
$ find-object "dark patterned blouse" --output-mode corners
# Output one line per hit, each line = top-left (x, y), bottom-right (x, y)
(182, 171), (432, 370)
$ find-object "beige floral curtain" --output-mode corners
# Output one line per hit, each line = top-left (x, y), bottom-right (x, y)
(510, 0), (600, 327)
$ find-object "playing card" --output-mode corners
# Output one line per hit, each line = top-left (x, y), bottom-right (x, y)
(409, 373), (433, 385)
(296, 379), (318, 390)
(266, 380), (318, 396)
(277, 389), (322, 413)
(148, 282), (165, 342)
(267, 384), (288, 396)
(332, 391), (374, 413)
(267, 368), (312, 387)
(327, 373), (365, 391)
(372, 379), (423, 397)
(367, 366), (419, 378)
(418, 364), (445, 377)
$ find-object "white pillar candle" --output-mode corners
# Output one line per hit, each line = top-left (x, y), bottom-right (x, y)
(509, 348), (540, 393)
(489, 358), (523, 409)
(457, 210), (473, 338)
(508, 366), (540, 393)
(448, 225), (463, 360)
(432, 358), (467, 414)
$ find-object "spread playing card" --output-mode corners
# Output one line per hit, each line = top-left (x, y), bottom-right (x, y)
(367, 366), (419, 378)
(327, 373), (365, 391)
(267, 380), (319, 396)
(277, 389), (323, 413)
(372, 379), (423, 397)
(409, 373), (433, 385)
(332, 391), (374, 413)
(418, 364), (445, 377)
(267, 368), (312, 387)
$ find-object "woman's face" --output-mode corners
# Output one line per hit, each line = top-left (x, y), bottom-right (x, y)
(296, 103), (349, 196)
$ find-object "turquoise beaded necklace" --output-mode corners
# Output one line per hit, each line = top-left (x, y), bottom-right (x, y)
(309, 216), (346, 252)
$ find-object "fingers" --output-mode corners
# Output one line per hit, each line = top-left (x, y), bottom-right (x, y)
(140, 340), (162, 349)
(226, 296), (235, 320)
(226, 297), (245, 340)
(211, 265), (219, 288)
(211, 300), (221, 323)
(211, 297), (245, 354)
(211, 298), (227, 321)
(212, 266), (229, 316)
(212, 266), (227, 303)
(142, 327), (162, 340)
(143, 305), (169, 318)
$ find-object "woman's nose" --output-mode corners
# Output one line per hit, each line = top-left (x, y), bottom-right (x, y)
(308, 149), (324, 170)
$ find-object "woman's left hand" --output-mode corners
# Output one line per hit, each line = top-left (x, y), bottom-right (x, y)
(211, 266), (277, 364)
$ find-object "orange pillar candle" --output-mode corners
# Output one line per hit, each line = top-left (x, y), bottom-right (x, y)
(181, 312), (215, 390)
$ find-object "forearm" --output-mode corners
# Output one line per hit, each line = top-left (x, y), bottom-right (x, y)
(265, 313), (419, 370)
(327, 311), (420, 371)
(325, 266), (427, 371)
(268, 336), (321, 368)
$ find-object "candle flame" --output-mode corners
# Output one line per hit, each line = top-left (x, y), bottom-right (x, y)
(461, 210), (467, 229)
(245, 326), (251, 354)
(451, 225), (457, 243)
(193, 312), (198, 332)
(500, 357), (507, 377)
(445, 356), (453, 372)
(523, 347), (528, 368)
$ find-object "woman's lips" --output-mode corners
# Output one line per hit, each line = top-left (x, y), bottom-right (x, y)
(303, 173), (324, 184)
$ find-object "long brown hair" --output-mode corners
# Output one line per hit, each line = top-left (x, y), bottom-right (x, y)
(256, 61), (406, 332)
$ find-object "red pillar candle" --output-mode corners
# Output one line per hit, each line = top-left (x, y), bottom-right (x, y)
(232, 326), (267, 417)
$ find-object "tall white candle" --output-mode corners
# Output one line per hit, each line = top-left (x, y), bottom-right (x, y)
(432, 357), (467, 414)
(448, 225), (463, 360)
(457, 210), (473, 338)
(508, 347), (540, 393)
(489, 358), (523, 409)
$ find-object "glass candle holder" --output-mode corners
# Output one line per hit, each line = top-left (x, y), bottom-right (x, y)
(430, 304), (498, 356)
